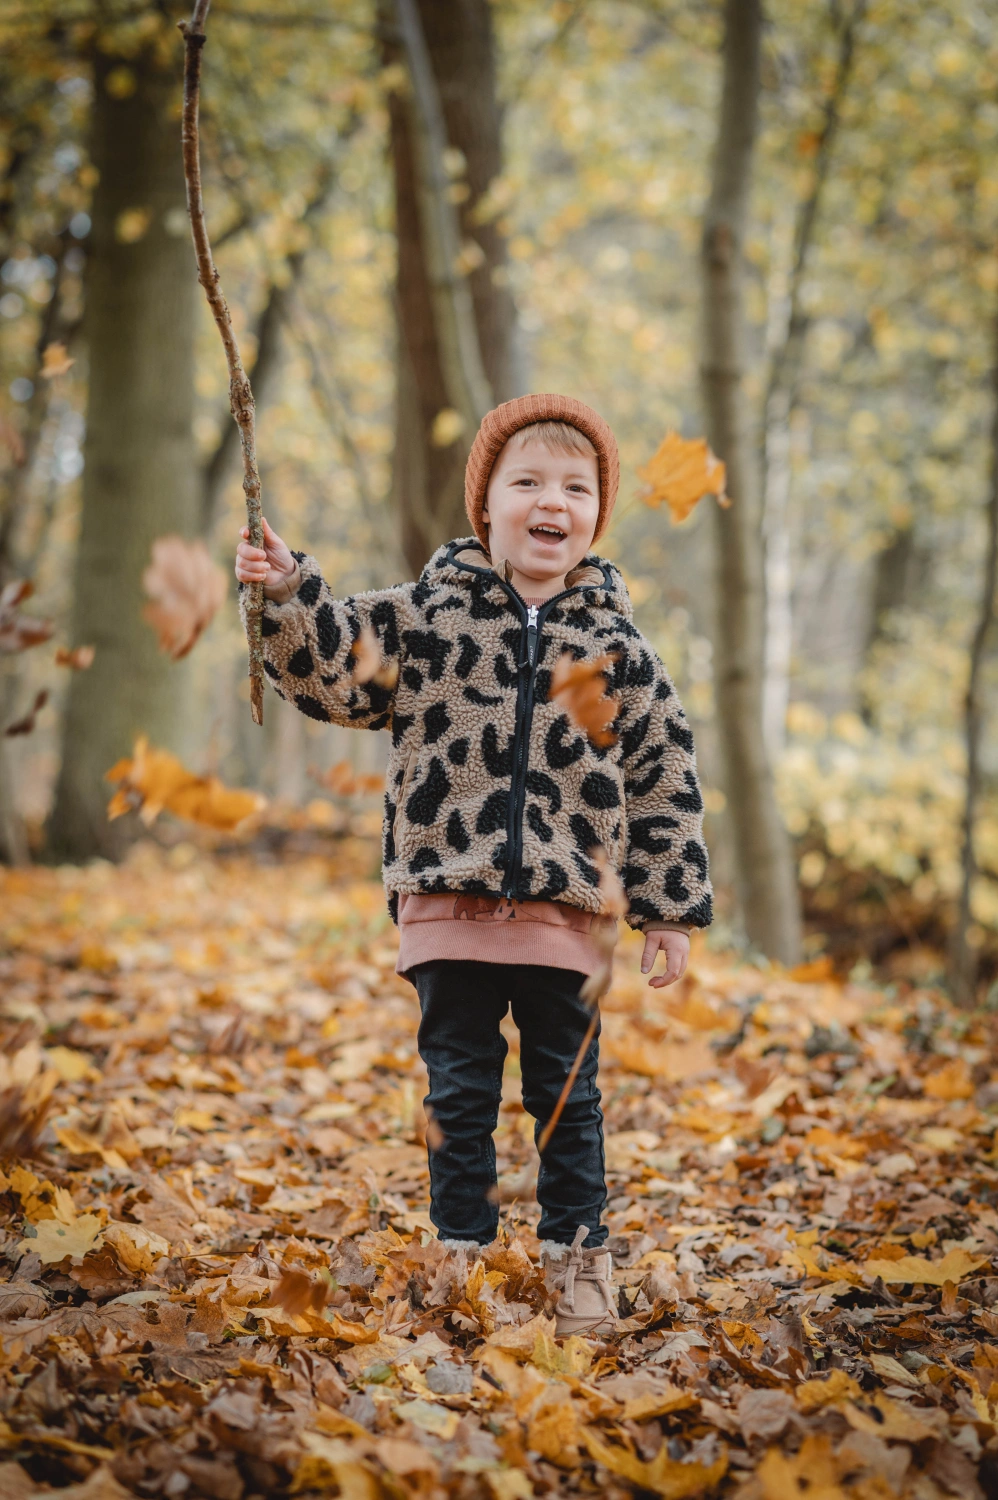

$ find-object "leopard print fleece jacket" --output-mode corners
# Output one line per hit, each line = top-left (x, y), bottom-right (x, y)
(242, 538), (713, 931)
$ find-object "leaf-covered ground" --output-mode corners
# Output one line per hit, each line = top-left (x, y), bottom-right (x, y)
(1, 846), (998, 1499)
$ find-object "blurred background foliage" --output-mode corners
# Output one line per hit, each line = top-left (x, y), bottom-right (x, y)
(1, 0), (997, 992)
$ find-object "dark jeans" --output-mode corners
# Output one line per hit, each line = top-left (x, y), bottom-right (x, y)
(412, 960), (607, 1248)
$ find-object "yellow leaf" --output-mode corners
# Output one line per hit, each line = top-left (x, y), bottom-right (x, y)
(922, 1057), (974, 1100)
(864, 1248), (988, 1285)
(23, 1214), (103, 1264)
(104, 1222), (170, 1274)
(527, 1394), (580, 1466)
(795, 1369), (861, 1411)
(485, 1473), (534, 1500)
(327, 1313), (381, 1344)
(637, 431), (727, 523)
(531, 1332), (593, 1378)
(394, 1398), (459, 1439)
(622, 1386), (698, 1421)
(582, 1428), (727, 1497)
(756, 1433), (847, 1499)
(293, 1435), (382, 1499)
(174, 1107), (217, 1133)
(45, 1046), (98, 1082)
(485, 1312), (557, 1355)
(843, 1394), (936, 1442)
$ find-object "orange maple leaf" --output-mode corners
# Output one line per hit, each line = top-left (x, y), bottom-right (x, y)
(550, 652), (619, 749)
(637, 431), (728, 522)
(105, 735), (265, 831)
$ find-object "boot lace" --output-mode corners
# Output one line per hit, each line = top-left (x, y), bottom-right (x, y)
(556, 1224), (616, 1316)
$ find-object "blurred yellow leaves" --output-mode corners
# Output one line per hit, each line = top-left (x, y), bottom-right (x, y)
(863, 1247), (988, 1285)
(638, 432), (728, 522)
(106, 736), (266, 831)
(431, 407), (465, 447)
(115, 206), (151, 243)
(582, 1428), (727, 1497)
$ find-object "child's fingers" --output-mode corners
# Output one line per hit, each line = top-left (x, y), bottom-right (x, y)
(640, 934), (658, 974)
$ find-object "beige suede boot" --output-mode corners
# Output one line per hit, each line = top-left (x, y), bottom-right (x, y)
(542, 1224), (617, 1338)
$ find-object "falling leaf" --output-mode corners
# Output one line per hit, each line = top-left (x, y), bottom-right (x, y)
(22, 1214), (104, 1264)
(637, 431), (728, 522)
(863, 1247), (988, 1285)
(105, 735), (265, 831)
(40, 341), (74, 378)
(142, 535), (227, 661)
(550, 651), (619, 748)
(4, 689), (48, 737)
(55, 645), (95, 670)
(351, 623), (399, 690)
(0, 579), (53, 653)
(311, 760), (385, 798)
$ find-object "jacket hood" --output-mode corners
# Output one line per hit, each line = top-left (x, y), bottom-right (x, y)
(421, 537), (634, 621)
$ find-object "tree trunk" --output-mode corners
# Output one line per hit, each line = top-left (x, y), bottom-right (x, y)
(700, 0), (802, 964)
(384, 0), (521, 576)
(48, 42), (198, 861)
(761, 0), (865, 754)
(951, 292), (998, 1007)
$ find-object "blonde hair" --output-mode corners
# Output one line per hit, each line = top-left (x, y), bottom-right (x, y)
(508, 420), (598, 462)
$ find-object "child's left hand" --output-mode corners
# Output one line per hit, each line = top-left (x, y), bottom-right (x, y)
(640, 929), (690, 988)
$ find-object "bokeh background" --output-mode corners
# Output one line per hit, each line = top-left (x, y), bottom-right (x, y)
(2, 0), (997, 999)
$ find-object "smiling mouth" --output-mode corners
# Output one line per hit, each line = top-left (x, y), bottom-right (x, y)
(529, 524), (567, 544)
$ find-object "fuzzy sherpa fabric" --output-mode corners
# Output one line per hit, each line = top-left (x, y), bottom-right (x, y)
(242, 539), (712, 930)
(464, 394), (620, 549)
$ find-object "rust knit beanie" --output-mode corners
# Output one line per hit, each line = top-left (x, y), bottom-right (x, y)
(464, 393), (620, 551)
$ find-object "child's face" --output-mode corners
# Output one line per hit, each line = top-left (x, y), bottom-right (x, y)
(482, 436), (600, 586)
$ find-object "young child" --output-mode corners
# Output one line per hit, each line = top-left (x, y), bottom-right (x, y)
(235, 394), (712, 1335)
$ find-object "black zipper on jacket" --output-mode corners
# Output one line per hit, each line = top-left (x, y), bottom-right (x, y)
(445, 542), (615, 901)
(502, 589), (581, 899)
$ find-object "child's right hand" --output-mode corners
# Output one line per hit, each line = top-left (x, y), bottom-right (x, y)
(235, 517), (297, 594)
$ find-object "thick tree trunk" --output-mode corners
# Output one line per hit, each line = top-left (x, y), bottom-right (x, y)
(384, 0), (521, 576)
(700, 0), (802, 964)
(48, 44), (197, 861)
(951, 294), (998, 1007)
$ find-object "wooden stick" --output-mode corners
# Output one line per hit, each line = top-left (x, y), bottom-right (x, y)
(537, 1004), (599, 1156)
(179, 0), (265, 725)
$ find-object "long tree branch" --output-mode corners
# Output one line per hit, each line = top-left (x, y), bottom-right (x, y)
(180, 0), (265, 726)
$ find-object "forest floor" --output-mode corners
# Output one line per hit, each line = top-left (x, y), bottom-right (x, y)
(1, 843), (998, 1500)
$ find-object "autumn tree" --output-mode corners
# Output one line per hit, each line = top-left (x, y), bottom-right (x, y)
(700, 0), (802, 964)
(383, 0), (521, 576)
(48, 25), (199, 860)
